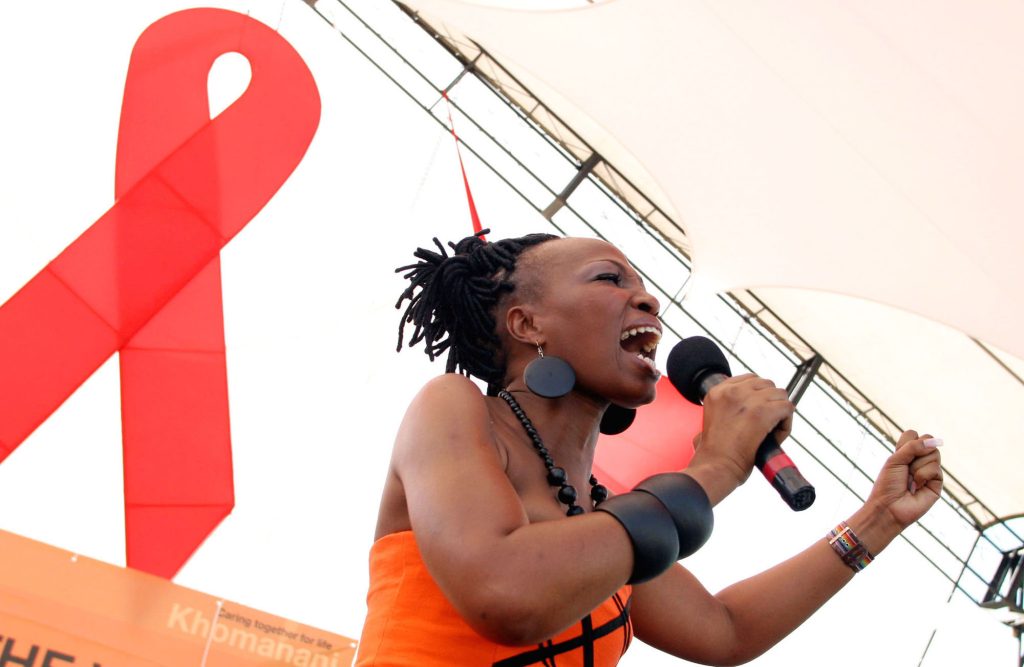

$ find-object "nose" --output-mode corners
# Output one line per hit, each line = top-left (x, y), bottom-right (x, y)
(632, 286), (660, 317)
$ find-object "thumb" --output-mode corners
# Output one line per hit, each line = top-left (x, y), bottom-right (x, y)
(887, 432), (933, 466)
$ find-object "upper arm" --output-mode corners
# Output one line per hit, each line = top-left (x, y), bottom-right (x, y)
(392, 376), (531, 609)
(395, 374), (529, 538)
(630, 563), (742, 666)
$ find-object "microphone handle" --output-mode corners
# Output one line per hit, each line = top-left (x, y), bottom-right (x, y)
(696, 371), (815, 510)
(754, 434), (815, 511)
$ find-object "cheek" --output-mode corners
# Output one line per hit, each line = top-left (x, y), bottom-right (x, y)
(556, 302), (616, 345)
(556, 309), (623, 368)
(542, 290), (626, 359)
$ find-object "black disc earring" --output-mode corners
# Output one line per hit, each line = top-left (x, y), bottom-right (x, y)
(524, 344), (575, 398)
(599, 403), (637, 435)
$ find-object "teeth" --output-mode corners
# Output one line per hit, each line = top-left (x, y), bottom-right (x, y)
(636, 352), (660, 376)
(620, 325), (663, 343)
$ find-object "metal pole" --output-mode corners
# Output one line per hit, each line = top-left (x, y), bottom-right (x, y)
(542, 153), (601, 220)
(918, 533), (982, 666)
(786, 354), (823, 405)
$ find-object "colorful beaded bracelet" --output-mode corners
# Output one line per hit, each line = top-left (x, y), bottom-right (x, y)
(827, 521), (874, 572)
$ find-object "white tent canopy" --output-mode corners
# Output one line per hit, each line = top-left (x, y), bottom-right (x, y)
(403, 0), (1024, 521)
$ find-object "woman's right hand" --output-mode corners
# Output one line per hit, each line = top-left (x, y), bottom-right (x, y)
(685, 373), (795, 505)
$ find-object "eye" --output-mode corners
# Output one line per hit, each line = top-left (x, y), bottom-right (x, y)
(595, 272), (622, 285)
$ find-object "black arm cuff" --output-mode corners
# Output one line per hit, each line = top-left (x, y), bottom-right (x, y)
(634, 473), (714, 559)
(596, 491), (679, 584)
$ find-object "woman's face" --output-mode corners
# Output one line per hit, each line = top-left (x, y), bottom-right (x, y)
(515, 237), (662, 407)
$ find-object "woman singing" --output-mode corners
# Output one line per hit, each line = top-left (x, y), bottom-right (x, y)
(355, 231), (943, 666)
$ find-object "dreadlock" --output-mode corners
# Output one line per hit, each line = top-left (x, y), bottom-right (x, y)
(395, 229), (558, 388)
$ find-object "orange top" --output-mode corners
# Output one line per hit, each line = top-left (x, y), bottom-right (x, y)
(356, 531), (633, 667)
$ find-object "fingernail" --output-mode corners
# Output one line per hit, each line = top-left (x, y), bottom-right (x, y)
(923, 437), (944, 448)
(910, 480), (918, 494)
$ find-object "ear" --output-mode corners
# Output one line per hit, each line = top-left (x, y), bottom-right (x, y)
(505, 303), (544, 347)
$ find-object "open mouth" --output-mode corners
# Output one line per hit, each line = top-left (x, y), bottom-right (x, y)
(620, 325), (661, 375)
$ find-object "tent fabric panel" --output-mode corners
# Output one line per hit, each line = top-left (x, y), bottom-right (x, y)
(981, 342), (1024, 383)
(756, 287), (1024, 520)
(850, 0), (1024, 149)
(402, 0), (1024, 357)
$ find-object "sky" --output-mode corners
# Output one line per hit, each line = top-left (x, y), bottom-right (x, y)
(0, 1), (1017, 665)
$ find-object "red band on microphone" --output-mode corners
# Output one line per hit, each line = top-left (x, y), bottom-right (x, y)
(762, 451), (796, 484)
(0, 8), (320, 577)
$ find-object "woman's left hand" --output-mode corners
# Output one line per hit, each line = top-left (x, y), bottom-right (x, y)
(867, 429), (944, 529)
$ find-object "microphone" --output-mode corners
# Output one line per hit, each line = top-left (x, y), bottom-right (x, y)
(667, 336), (815, 511)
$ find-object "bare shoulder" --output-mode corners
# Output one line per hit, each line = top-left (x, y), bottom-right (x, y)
(392, 373), (497, 469)
(416, 372), (487, 406)
(405, 373), (489, 427)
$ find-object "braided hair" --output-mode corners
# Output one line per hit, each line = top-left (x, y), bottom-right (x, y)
(395, 229), (558, 388)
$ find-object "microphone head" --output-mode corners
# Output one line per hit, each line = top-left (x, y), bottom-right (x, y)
(667, 336), (732, 405)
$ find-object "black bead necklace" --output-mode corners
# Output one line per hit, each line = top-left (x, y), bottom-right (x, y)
(498, 389), (609, 516)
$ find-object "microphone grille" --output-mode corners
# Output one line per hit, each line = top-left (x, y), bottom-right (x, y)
(667, 336), (732, 405)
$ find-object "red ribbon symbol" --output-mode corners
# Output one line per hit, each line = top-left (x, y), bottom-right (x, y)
(0, 9), (321, 577)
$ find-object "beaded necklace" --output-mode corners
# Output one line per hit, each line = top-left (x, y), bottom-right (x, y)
(498, 390), (609, 516)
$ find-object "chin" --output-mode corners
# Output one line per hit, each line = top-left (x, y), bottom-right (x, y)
(608, 380), (658, 409)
